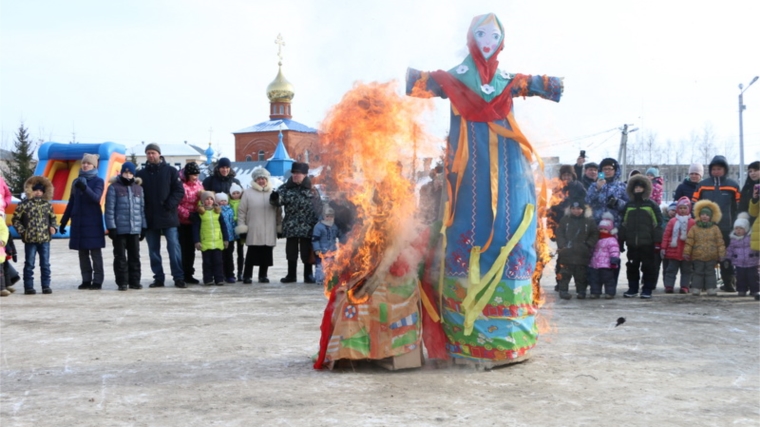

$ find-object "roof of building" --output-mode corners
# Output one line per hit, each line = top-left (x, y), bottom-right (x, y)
(232, 118), (318, 134)
(127, 143), (206, 157)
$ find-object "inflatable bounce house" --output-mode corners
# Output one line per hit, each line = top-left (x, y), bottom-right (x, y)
(6, 142), (126, 238)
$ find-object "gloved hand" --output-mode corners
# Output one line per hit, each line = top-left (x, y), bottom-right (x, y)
(606, 195), (618, 209)
(682, 253), (690, 261)
(224, 241), (229, 249)
(269, 191), (280, 206)
(721, 259), (732, 270)
(59, 225), (67, 235)
(194, 242), (202, 251)
(610, 257), (620, 269)
(139, 229), (147, 241)
(107, 229), (116, 240)
(660, 249), (665, 258)
(74, 178), (87, 191)
(277, 232), (284, 239)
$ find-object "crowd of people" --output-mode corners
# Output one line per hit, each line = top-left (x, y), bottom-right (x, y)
(0, 144), (347, 297)
(552, 155), (759, 300)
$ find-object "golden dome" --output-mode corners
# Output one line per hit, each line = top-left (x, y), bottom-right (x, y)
(266, 65), (295, 103)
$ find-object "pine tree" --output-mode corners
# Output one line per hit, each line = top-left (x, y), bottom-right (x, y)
(6, 122), (36, 196)
(129, 151), (138, 165)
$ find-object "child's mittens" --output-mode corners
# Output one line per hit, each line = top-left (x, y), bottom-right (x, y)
(610, 257), (620, 269)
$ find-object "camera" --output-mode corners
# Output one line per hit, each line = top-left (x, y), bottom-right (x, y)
(598, 172), (605, 180)
(580, 150), (586, 158)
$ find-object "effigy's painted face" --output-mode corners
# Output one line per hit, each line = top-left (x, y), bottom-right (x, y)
(473, 21), (502, 59)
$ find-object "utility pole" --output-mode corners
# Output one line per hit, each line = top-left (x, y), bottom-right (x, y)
(617, 124), (638, 179)
(739, 76), (758, 184)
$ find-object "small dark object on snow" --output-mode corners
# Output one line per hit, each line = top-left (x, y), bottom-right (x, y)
(615, 317), (626, 327)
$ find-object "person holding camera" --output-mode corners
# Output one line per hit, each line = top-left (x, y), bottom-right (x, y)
(585, 157), (628, 230)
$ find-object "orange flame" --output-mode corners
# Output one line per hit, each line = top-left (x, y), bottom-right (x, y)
(317, 81), (437, 302)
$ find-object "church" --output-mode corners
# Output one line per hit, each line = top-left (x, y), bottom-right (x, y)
(232, 37), (322, 168)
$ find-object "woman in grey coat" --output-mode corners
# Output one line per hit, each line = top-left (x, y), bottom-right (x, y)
(105, 162), (147, 291)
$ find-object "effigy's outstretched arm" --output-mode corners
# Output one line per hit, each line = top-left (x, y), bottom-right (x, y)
(406, 68), (446, 99)
(511, 74), (563, 102)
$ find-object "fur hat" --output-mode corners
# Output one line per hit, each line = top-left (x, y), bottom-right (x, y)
(251, 166), (270, 181)
(626, 174), (652, 199)
(559, 165), (577, 180)
(217, 157), (231, 168)
(734, 212), (751, 233)
(121, 162), (136, 175)
(693, 199), (722, 224)
(599, 158), (619, 173)
(646, 167), (659, 178)
(599, 212), (617, 234)
(82, 153), (99, 168)
(200, 190), (216, 203)
(215, 192), (228, 203)
(688, 163), (703, 176)
(229, 183), (243, 195)
(184, 162), (200, 176)
(584, 162), (599, 170)
(291, 162), (309, 174)
(144, 143), (161, 154)
(24, 175), (53, 200)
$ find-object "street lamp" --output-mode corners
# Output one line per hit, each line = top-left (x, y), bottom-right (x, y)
(739, 76), (759, 184)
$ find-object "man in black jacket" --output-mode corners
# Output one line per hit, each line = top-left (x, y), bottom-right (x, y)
(136, 144), (186, 288)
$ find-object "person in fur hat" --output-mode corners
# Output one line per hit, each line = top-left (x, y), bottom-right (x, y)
(548, 164), (587, 240)
(724, 213), (759, 296)
(191, 191), (229, 286)
(12, 176), (58, 294)
(619, 174), (665, 299)
(60, 153), (106, 290)
(661, 196), (696, 293)
(105, 162), (146, 291)
(588, 212), (621, 299)
(555, 197), (599, 300)
(683, 200), (726, 296)
(236, 167), (282, 284)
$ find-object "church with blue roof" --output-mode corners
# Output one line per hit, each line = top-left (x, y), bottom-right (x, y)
(232, 41), (322, 169)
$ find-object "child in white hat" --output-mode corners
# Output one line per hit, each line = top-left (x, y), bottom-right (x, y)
(725, 213), (759, 297)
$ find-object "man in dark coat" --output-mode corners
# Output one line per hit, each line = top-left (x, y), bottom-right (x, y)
(203, 157), (241, 196)
(579, 162), (599, 190)
(135, 144), (186, 288)
(548, 164), (587, 239)
(692, 155), (741, 291)
(270, 162), (322, 283)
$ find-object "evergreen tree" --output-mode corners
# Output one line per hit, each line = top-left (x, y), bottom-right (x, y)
(6, 122), (36, 196)
(129, 151), (138, 165)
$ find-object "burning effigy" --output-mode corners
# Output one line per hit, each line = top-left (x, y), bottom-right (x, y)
(404, 12), (562, 366)
(314, 12), (562, 369)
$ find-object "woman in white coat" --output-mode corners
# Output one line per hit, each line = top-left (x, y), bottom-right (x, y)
(235, 167), (282, 283)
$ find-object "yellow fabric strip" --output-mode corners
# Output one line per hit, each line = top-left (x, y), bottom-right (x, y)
(461, 204), (535, 336)
(419, 277), (440, 323)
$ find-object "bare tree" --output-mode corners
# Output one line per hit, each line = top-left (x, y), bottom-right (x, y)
(697, 124), (717, 165)
(722, 139), (737, 163)
(639, 130), (660, 165)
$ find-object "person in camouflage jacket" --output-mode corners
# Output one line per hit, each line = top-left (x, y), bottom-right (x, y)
(270, 162), (322, 283)
(12, 175), (58, 294)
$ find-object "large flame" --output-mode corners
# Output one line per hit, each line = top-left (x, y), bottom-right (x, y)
(317, 81), (438, 302)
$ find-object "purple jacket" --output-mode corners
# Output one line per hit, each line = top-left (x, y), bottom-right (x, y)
(725, 232), (759, 268)
(590, 235), (620, 269)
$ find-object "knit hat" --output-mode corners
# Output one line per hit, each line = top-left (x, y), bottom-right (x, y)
(32, 183), (45, 192)
(598, 212), (616, 234)
(121, 162), (136, 175)
(568, 197), (586, 209)
(323, 206), (335, 217)
(629, 169), (640, 178)
(144, 143), (161, 154)
(599, 158), (619, 173)
(82, 153), (99, 168)
(217, 157), (231, 168)
(215, 193), (228, 203)
(184, 162), (200, 176)
(676, 196), (691, 213)
(584, 162), (599, 170)
(688, 163), (703, 176)
(734, 213), (751, 233)
(251, 166), (270, 181)
(646, 167), (659, 178)
(229, 183), (243, 194)
(699, 207), (713, 218)
(291, 162), (309, 174)
(667, 202), (677, 213)
(200, 190), (215, 202)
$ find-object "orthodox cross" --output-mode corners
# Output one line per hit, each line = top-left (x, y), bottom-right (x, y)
(275, 33), (285, 66)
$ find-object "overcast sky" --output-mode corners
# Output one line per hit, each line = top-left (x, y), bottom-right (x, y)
(1, 0), (759, 168)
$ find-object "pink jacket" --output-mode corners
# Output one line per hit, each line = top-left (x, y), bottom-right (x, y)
(649, 177), (664, 205)
(661, 216), (695, 260)
(590, 235), (620, 269)
(178, 179), (204, 225)
(0, 176), (11, 213)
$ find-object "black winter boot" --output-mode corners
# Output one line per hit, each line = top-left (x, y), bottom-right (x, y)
(280, 260), (297, 283)
(78, 281), (91, 290)
(304, 264), (316, 284)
